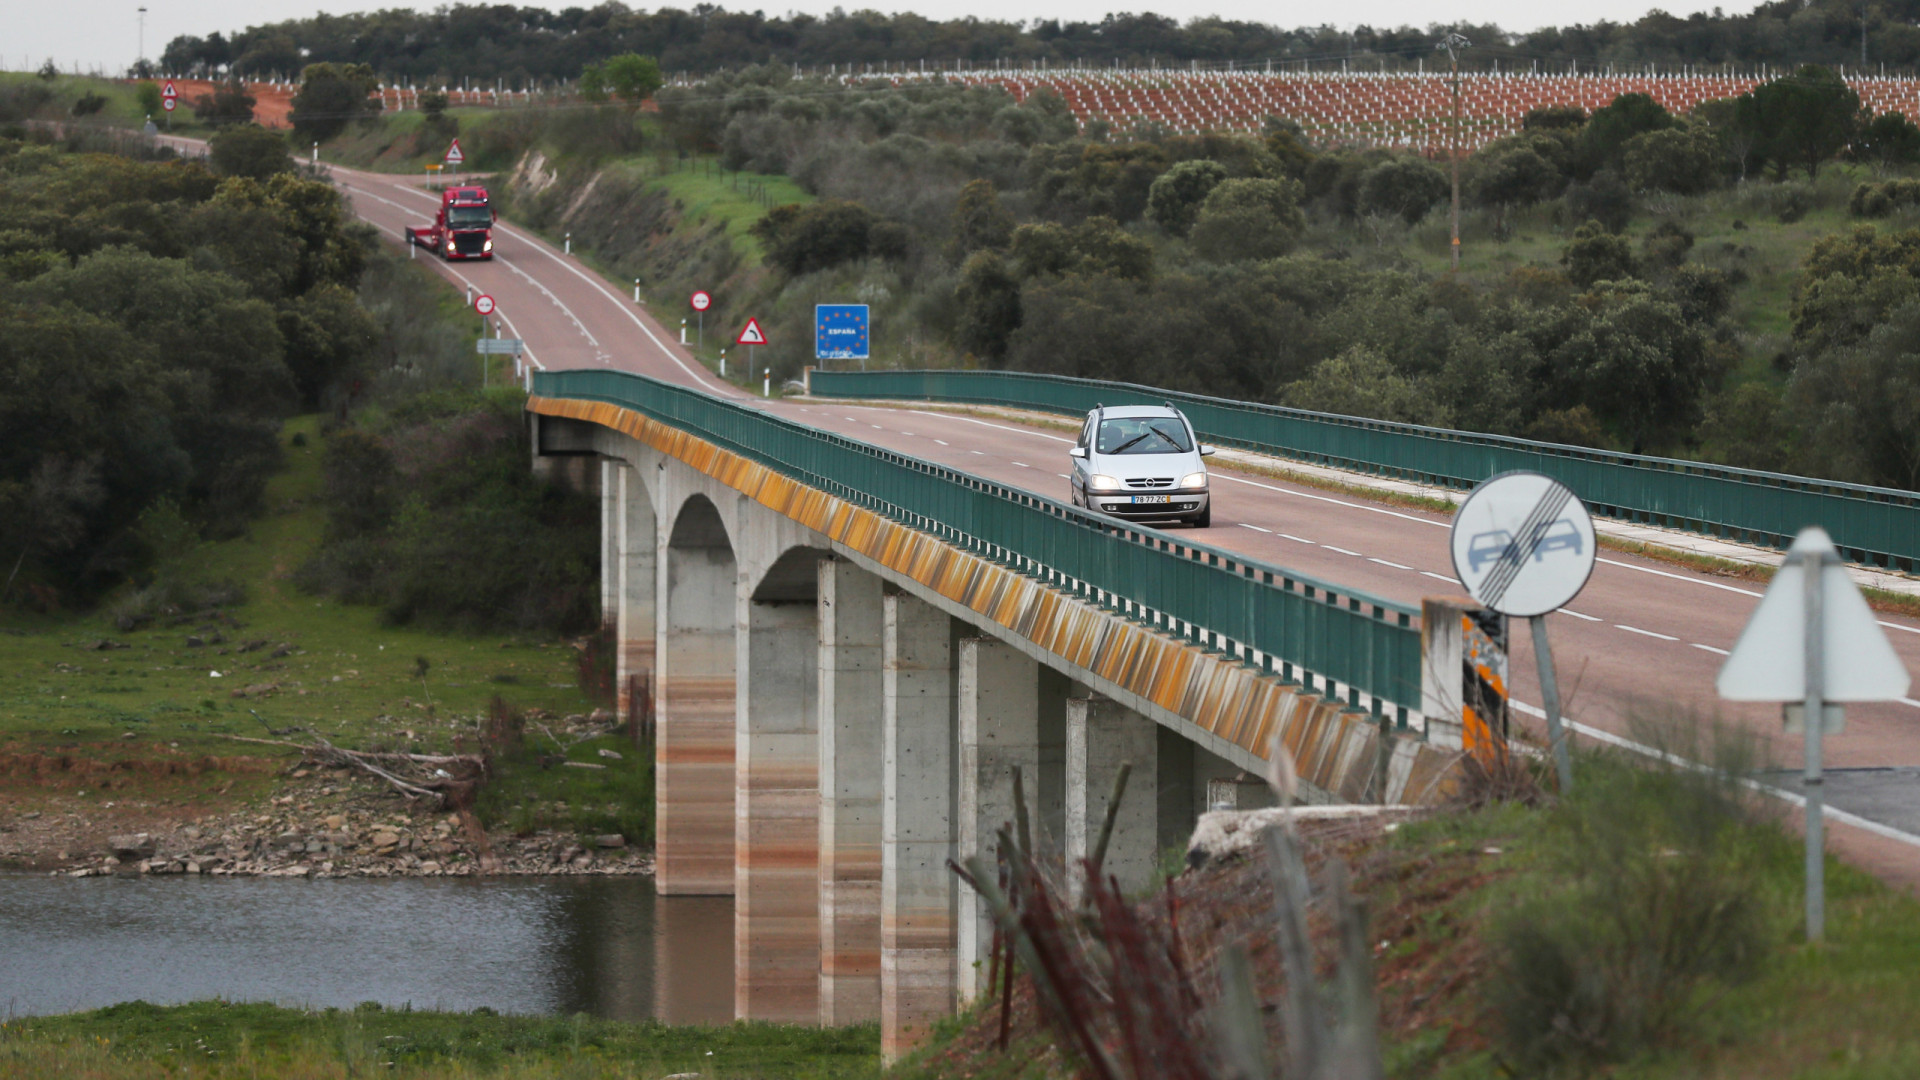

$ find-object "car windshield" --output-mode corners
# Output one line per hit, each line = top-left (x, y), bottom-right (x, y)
(1096, 417), (1192, 455)
(447, 205), (491, 227)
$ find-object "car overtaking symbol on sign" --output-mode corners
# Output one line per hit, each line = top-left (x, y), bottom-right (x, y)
(473, 294), (495, 316)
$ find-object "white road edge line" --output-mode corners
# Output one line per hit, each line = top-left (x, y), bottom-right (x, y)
(1511, 698), (1920, 850)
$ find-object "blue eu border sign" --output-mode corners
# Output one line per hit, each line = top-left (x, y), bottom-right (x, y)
(815, 304), (870, 361)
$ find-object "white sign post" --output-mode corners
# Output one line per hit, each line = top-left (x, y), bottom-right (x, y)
(1450, 471), (1598, 793)
(1717, 526), (1911, 943)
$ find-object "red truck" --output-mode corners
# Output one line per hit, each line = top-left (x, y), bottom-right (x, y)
(406, 185), (496, 260)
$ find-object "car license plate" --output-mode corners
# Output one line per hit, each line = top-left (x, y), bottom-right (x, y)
(1131, 495), (1171, 505)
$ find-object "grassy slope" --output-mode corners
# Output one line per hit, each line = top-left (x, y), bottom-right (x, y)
(0, 255), (640, 841)
(1, 1001), (880, 1079)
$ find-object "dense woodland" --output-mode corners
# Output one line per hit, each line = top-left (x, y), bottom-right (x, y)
(160, 0), (1920, 83)
(506, 62), (1911, 490)
(0, 97), (598, 619)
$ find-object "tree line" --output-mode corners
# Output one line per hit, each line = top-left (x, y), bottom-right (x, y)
(569, 61), (1913, 488)
(158, 0), (1920, 84)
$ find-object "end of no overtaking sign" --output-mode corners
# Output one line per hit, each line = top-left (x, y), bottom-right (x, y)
(1448, 471), (1597, 618)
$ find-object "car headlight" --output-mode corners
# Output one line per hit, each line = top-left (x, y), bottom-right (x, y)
(1088, 474), (1122, 492)
(483, 238), (493, 252)
(1180, 471), (1208, 490)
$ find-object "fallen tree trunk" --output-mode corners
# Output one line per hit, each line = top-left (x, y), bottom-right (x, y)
(219, 734), (487, 809)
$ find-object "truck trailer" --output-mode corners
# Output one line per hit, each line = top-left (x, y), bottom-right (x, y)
(405, 185), (496, 260)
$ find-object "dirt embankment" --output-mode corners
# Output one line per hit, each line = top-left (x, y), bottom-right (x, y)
(904, 816), (1507, 1077)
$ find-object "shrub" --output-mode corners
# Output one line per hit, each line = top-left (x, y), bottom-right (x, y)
(1489, 735), (1777, 1071)
(1849, 178), (1920, 217)
(1146, 159), (1227, 236)
(1190, 177), (1306, 262)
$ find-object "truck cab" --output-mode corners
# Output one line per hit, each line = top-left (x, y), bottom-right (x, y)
(407, 185), (496, 260)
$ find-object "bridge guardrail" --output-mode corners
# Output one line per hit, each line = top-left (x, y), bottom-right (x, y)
(808, 368), (1920, 573)
(533, 369), (1423, 721)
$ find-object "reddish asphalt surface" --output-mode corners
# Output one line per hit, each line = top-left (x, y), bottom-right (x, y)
(320, 161), (1920, 882)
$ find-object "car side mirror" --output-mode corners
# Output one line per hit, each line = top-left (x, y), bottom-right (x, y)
(1068, 446), (1087, 459)
(1200, 445), (1217, 457)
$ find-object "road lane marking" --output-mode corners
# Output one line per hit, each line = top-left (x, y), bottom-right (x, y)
(1369, 558), (1412, 570)
(1238, 524), (1272, 533)
(1422, 571), (1457, 583)
(1557, 609), (1600, 621)
(1690, 643), (1730, 656)
(907, 410), (1074, 443)
(1616, 624), (1679, 641)
(970, 450), (986, 455)
(1012, 462), (1031, 468)
(934, 439), (949, 446)
(1213, 472), (1448, 528)
(1279, 534), (1315, 545)
(1323, 545), (1362, 557)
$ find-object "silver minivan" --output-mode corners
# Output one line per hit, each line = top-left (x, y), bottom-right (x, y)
(1068, 404), (1216, 527)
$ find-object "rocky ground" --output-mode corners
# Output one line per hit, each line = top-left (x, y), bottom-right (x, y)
(0, 763), (654, 880)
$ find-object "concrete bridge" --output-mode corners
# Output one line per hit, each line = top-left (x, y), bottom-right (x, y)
(528, 384), (1468, 1058)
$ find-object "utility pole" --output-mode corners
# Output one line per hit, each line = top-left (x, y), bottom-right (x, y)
(137, 6), (147, 72)
(1438, 32), (1470, 272)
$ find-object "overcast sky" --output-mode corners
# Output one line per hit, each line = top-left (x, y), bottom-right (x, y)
(16, 0), (1730, 75)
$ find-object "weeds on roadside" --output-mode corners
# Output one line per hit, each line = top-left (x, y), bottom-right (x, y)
(1488, 714), (1783, 1073)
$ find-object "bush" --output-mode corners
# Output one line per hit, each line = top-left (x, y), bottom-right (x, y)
(1489, 734), (1778, 1071)
(1563, 219), (1638, 286)
(1190, 177), (1305, 262)
(1849, 178), (1920, 217)
(1146, 159), (1227, 236)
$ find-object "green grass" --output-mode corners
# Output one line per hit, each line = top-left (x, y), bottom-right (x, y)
(0, 413), (593, 761)
(624, 155), (812, 263)
(0, 1001), (880, 1079)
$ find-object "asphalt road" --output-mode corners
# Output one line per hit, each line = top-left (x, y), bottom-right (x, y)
(321, 161), (1920, 884)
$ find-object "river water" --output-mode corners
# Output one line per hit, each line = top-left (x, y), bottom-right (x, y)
(0, 874), (734, 1022)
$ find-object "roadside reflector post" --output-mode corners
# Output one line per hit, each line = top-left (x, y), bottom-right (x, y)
(633, 278), (641, 303)
(763, 366), (770, 397)
(311, 141), (318, 165)
(564, 231), (571, 255)
(719, 350), (726, 378)
(680, 319), (687, 345)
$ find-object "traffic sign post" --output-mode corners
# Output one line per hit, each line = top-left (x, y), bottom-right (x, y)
(1717, 526), (1912, 943)
(1450, 471), (1598, 793)
(473, 294), (496, 317)
(737, 317), (766, 380)
(444, 138), (464, 176)
(815, 304), (870, 367)
(691, 291), (711, 350)
(161, 80), (177, 128)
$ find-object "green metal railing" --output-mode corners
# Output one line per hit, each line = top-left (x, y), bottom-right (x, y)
(533, 369), (1423, 720)
(809, 369), (1920, 572)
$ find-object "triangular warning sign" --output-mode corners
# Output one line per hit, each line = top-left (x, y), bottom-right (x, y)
(444, 139), (464, 164)
(736, 317), (768, 346)
(1717, 527), (1911, 703)
(161, 81), (178, 99)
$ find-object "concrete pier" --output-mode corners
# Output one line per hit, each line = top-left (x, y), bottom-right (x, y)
(656, 496), (738, 895)
(1066, 695), (1160, 900)
(817, 558), (885, 1025)
(956, 638), (1041, 1002)
(734, 551), (822, 1021)
(880, 591), (958, 1062)
(615, 464), (657, 725)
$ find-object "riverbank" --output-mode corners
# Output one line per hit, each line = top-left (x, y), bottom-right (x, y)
(0, 1000), (880, 1079)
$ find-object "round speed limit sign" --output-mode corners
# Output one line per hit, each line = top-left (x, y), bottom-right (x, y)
(473, 294), (496, 316)
(690, 290), (712, 312)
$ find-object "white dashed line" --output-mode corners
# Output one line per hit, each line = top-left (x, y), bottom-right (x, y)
(870, 424), (884, 430)
(908, 410), (1075, 443)
(1012, 462), (1031, 468)
(1617, 624), (1679, 641)
(1690, 643), (1730, 656)
(970, 450), (987, 455)
(1279, 534), (1316, 545)
(1369, 558), (1412, 570)
(1421, 571), (1457, 583)
(1557, 609), (1601, 621)
(1323, 546), (1363, 557)
(934, 439), (949, 446)
(1238, 524), (1273, 533)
